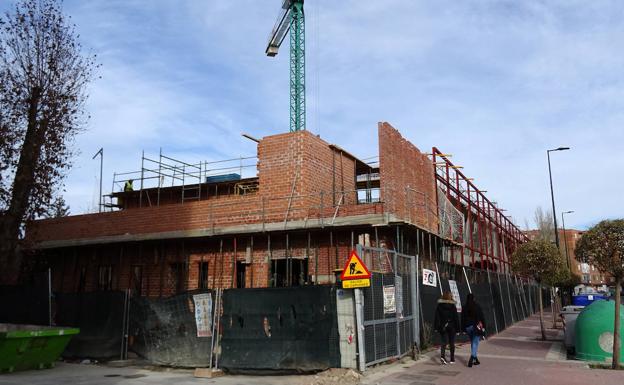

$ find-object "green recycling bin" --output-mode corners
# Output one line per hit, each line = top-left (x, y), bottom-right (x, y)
(575, 300), (624, 364)
(0, 324), (79, 373)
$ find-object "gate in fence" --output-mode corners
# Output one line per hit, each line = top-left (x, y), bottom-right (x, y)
(355, 245), (419, 369)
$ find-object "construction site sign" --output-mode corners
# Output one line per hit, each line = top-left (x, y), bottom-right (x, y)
(341, 250), (371, 289)
(342, 278), (371, 289)
(340, 250), (372, 280)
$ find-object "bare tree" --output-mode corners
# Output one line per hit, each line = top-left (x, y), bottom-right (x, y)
(44, 195), (70, 218)
(0, 0), (97, 283)
(533, 206), (555, 242)
(575, 219), (624, 369)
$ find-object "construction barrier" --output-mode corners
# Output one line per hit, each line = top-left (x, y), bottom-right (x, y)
(0, 263), (552, 369)
(55, 291), (125, 359)
(0, 271), (50, 326)
(129, 290), (214, 367)
(219, 285), (340, 373)
(419, 263), (548, 347)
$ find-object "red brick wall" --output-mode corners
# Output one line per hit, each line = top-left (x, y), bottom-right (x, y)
(301, 133), (357, 207)
(378, 122), (438, 234)
(45, 230), (368, 296)
(29, 130), (363, 244)
(47, 242), (193, 297)
(28, 194), (262, 243)
(257, 130), (357, 218)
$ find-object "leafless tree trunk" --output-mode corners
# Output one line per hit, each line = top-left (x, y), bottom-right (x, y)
(0, 0), (97, 284)
(613, 278), (621, 369)
(0, 88), (45, 283)
(551, 287), (557, 328)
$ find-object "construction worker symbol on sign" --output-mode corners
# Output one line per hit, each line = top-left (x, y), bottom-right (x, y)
(349, 262), (362, 276)
(341, 250), (372, 280)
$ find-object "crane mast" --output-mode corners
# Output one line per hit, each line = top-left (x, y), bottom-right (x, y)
(266, 0), (305, 132)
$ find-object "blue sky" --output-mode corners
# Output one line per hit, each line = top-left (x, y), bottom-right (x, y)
(3, 0), (623, 230)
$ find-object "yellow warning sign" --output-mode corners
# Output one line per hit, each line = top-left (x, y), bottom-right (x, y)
(340, 250), (372, 280)
(342, 278), (370, 289)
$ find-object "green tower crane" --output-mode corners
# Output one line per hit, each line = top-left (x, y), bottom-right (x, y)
(266, 0), (305, 132)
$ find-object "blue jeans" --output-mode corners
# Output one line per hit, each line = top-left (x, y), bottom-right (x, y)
(465, 325), (480, 358)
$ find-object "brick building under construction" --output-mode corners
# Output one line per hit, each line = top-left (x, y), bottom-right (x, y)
(26, 122), (528, 297)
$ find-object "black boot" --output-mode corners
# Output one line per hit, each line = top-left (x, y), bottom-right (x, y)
(474, 357), (480, 365)
(468, 357), (474, 368)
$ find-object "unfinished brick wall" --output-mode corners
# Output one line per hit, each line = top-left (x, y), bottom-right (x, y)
(29, 130), (364, 245)
(46, 242), (192, 297)
(28, 193), (262, 243)
(301, 134), (357, 207)
(378, 122), (438, 234)
(44, 229), (368, 297)
(257, 130), (357, 219)
(186, 237), (271, 290)
(257, 130), (305, 205)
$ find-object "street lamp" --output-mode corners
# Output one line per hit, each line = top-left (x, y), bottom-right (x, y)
(547, 147), (570, 249)
(561, 210), (574, 269)
(92, 148), (103, 213)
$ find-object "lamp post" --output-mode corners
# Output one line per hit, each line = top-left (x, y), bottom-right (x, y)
(547, 147), (570, 249)
(561, 210), (574, 269)
(92, 148), (103, 212)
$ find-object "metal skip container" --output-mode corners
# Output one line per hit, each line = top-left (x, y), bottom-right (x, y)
(0, 324), (79, 373)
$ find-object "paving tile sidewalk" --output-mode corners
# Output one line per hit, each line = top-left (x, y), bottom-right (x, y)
(361, 313), (622, 385)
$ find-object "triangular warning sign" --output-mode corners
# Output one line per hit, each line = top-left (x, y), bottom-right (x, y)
(340, 250), (371, 280)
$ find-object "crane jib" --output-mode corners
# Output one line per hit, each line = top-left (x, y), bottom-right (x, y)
(266, 0), (305, 132)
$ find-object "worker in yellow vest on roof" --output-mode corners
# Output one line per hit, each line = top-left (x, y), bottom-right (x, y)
(124, 179), (134, 192)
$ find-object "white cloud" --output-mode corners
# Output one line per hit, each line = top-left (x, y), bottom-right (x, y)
(2, 0), (622, 229)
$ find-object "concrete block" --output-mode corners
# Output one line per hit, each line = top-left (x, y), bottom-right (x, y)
(193, 368), (224, 378)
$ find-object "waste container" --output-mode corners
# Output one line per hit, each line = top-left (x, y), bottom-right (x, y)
(560, 305), (584, 353)
(0, 324), (79, 373)
(572, 294), (607, 306)
(575, 300), (624, 364)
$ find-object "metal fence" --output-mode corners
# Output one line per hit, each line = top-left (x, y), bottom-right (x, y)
(356, 245), (418, 368)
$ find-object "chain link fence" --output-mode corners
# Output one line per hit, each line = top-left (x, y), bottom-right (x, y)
(357, 245), (418, 367)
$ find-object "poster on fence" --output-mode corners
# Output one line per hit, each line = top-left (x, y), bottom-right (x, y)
(448, 280), (462, 313)
(422, 268), (437, 287)
(383, 285), (396, 314)
(193, 293), (212, 337)
(395, 279), (403, 317)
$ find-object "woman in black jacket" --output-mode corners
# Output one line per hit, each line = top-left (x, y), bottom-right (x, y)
(461, 293), (486, 367)
(433, 291), (460, 364)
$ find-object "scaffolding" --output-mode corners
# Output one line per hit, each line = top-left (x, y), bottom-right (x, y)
(431, 147), (528, 272)
(103, 150), (258, 210)
(437, 186), (465, 244)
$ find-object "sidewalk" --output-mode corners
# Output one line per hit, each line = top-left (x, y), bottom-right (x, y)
(361, 313), (621, 385)
(2, 313), (620, 385)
